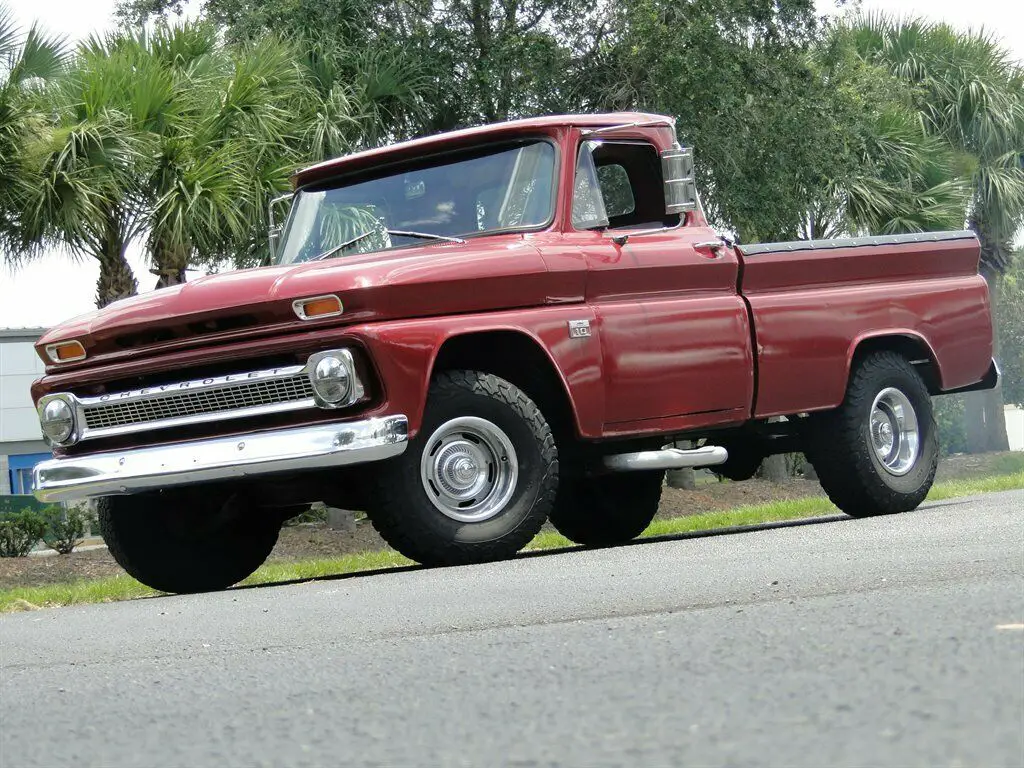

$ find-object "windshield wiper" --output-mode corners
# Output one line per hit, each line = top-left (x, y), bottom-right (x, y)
(310, 228), (465, 261)
(311, 230), (379, 261)
(385, 230), (465, 244)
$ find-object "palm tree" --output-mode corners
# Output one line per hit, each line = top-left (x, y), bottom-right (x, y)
(124, 24), (306, 282)
(801, 39), (970, 239)
(17, 23), (305, 302)
(0, 5), (65, 258)
(19, 32), (155, 306)
(845, 15), (1024, 452)
(16, 17), (431, 304)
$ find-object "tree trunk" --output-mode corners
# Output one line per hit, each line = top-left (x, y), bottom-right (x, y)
(802, 459), (818, 481)
(150, 233), (190, 290)
(95, 239), (138, 308)
(665, 441), (696, 489)
(666, 468), (696, 490)
(964, 270), (1010, 453)
(760, 454), (789, 483)
(326, 506), (355, 532)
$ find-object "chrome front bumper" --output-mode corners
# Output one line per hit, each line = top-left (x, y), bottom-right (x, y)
(33, 416), (409, 503)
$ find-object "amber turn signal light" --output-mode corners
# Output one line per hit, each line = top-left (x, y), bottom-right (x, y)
(45, 340), (87, 363)
(293, 295), (344, 320)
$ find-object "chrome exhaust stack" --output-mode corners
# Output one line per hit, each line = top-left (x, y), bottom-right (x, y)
(603, 445), (728, 472)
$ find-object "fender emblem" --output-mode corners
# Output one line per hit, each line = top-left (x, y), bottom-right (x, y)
(568, 319), (591, 339)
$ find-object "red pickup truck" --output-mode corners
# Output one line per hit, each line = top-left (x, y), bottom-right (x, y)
(31, 112), (997, 593)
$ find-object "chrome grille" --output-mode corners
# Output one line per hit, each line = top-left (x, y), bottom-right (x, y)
(82, 375), (315, 431)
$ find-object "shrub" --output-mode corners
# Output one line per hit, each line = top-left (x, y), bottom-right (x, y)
(0, 509), (47, 557)
(42, 506), (94, 555)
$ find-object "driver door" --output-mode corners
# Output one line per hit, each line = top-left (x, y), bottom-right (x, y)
(569, 140), (754, 433)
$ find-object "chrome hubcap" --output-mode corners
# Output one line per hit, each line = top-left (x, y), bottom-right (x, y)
(420, 416), (518, 522)
(869, 387), (920, 476)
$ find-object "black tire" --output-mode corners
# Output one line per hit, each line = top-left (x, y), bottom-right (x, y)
(550, 471), (663, 546)
(806, 351), (939, 517)
(98, 490), (281, 593)
(367, 370), (558, 566)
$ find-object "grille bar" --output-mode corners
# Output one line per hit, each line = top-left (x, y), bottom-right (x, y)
(83, 376), (315, 430)
(73, 365), (317, 441)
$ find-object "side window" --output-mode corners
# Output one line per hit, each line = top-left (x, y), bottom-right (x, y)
(572, 140), (679, 231)
(572, 142), (609, 229)
(596, 165), (635, 218)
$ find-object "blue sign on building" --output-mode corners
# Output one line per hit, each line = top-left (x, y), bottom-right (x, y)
(7, 453), (51, 495)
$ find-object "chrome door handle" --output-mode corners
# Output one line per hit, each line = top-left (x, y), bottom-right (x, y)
(693, 240), (724, 258)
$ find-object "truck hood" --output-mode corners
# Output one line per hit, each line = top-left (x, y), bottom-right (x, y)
(37, 235), (550, 367)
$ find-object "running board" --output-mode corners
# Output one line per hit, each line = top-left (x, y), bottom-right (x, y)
(603, 445), (729, 472)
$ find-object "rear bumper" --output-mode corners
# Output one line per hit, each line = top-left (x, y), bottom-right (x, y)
(33, 416), (409, 503)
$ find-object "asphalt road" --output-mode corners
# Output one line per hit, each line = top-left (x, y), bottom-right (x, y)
(2, 491), (1023, 768)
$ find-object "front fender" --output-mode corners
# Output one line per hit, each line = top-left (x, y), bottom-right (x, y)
(351, 306), (604, 439)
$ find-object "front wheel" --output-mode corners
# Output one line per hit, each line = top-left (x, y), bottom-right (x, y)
(806, 351), (939, 517)
(98, 490), (281, 593)
(367, 371), (558, 565)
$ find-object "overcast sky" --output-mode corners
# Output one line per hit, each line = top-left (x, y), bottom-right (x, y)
(1, 0), (1022, 329)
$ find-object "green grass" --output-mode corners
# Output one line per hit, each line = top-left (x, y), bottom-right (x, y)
(241, 550), (412, 585)
(0, 575), (157, 612)
(527, 496), (838, 551)
(0, 550), (414, 613)
(3, 470), (1022, 613)
(925, 470), (1024, 500)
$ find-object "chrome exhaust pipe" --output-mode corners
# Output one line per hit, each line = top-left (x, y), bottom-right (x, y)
(603, 445), (729, 472)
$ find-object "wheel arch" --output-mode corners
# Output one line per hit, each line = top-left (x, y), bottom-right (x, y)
(430, 329), (582, 445)
(847, 331), (944, 395)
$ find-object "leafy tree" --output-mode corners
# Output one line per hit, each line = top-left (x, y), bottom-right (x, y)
(805, 36), (969, 237)
(0, 5), (65, 258)
(119, 0), (586, 137)
(17, 23), (332, 299)
(575, 0), (849, 243)
(113, 24), (307, 281)
(17, 41), (149, 306)
(997, 254), (1024, 408)
(845, 15), (1024, 452)
(119, 0), (429, 147)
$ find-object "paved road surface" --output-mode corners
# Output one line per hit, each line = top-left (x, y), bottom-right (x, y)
(3, 491), (1023, 767)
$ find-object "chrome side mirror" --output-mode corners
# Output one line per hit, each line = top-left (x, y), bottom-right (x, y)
(661, 146), (697, 214)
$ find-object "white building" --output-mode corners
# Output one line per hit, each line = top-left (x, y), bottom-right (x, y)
(1006, 406), (1024, 452)
(0, 328), (50, 496)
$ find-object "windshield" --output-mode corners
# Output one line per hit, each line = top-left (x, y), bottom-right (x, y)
(276, 140), (556, 265)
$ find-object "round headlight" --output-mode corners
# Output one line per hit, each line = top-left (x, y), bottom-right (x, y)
(312, 356), (352, 405)
(40, 398), (75, 444)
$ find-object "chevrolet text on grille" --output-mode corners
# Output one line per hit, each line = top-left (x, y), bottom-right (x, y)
(97, 368), (292, 400)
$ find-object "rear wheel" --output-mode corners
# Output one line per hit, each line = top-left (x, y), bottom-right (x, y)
(550, 471), (663, 546)
(807, 351), (938, 517)
(368, 371), (558, 565)
(98, 489), (281, 593)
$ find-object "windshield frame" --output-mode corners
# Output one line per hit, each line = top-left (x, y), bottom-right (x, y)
(276, 137), (561, 266)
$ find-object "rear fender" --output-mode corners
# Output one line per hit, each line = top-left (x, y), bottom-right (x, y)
(847, 330), (944, 394)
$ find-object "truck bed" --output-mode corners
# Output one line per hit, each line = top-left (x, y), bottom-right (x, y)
(738, 230), (993, 418)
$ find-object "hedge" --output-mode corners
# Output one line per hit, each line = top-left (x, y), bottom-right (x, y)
(0, 495), (47, 515)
